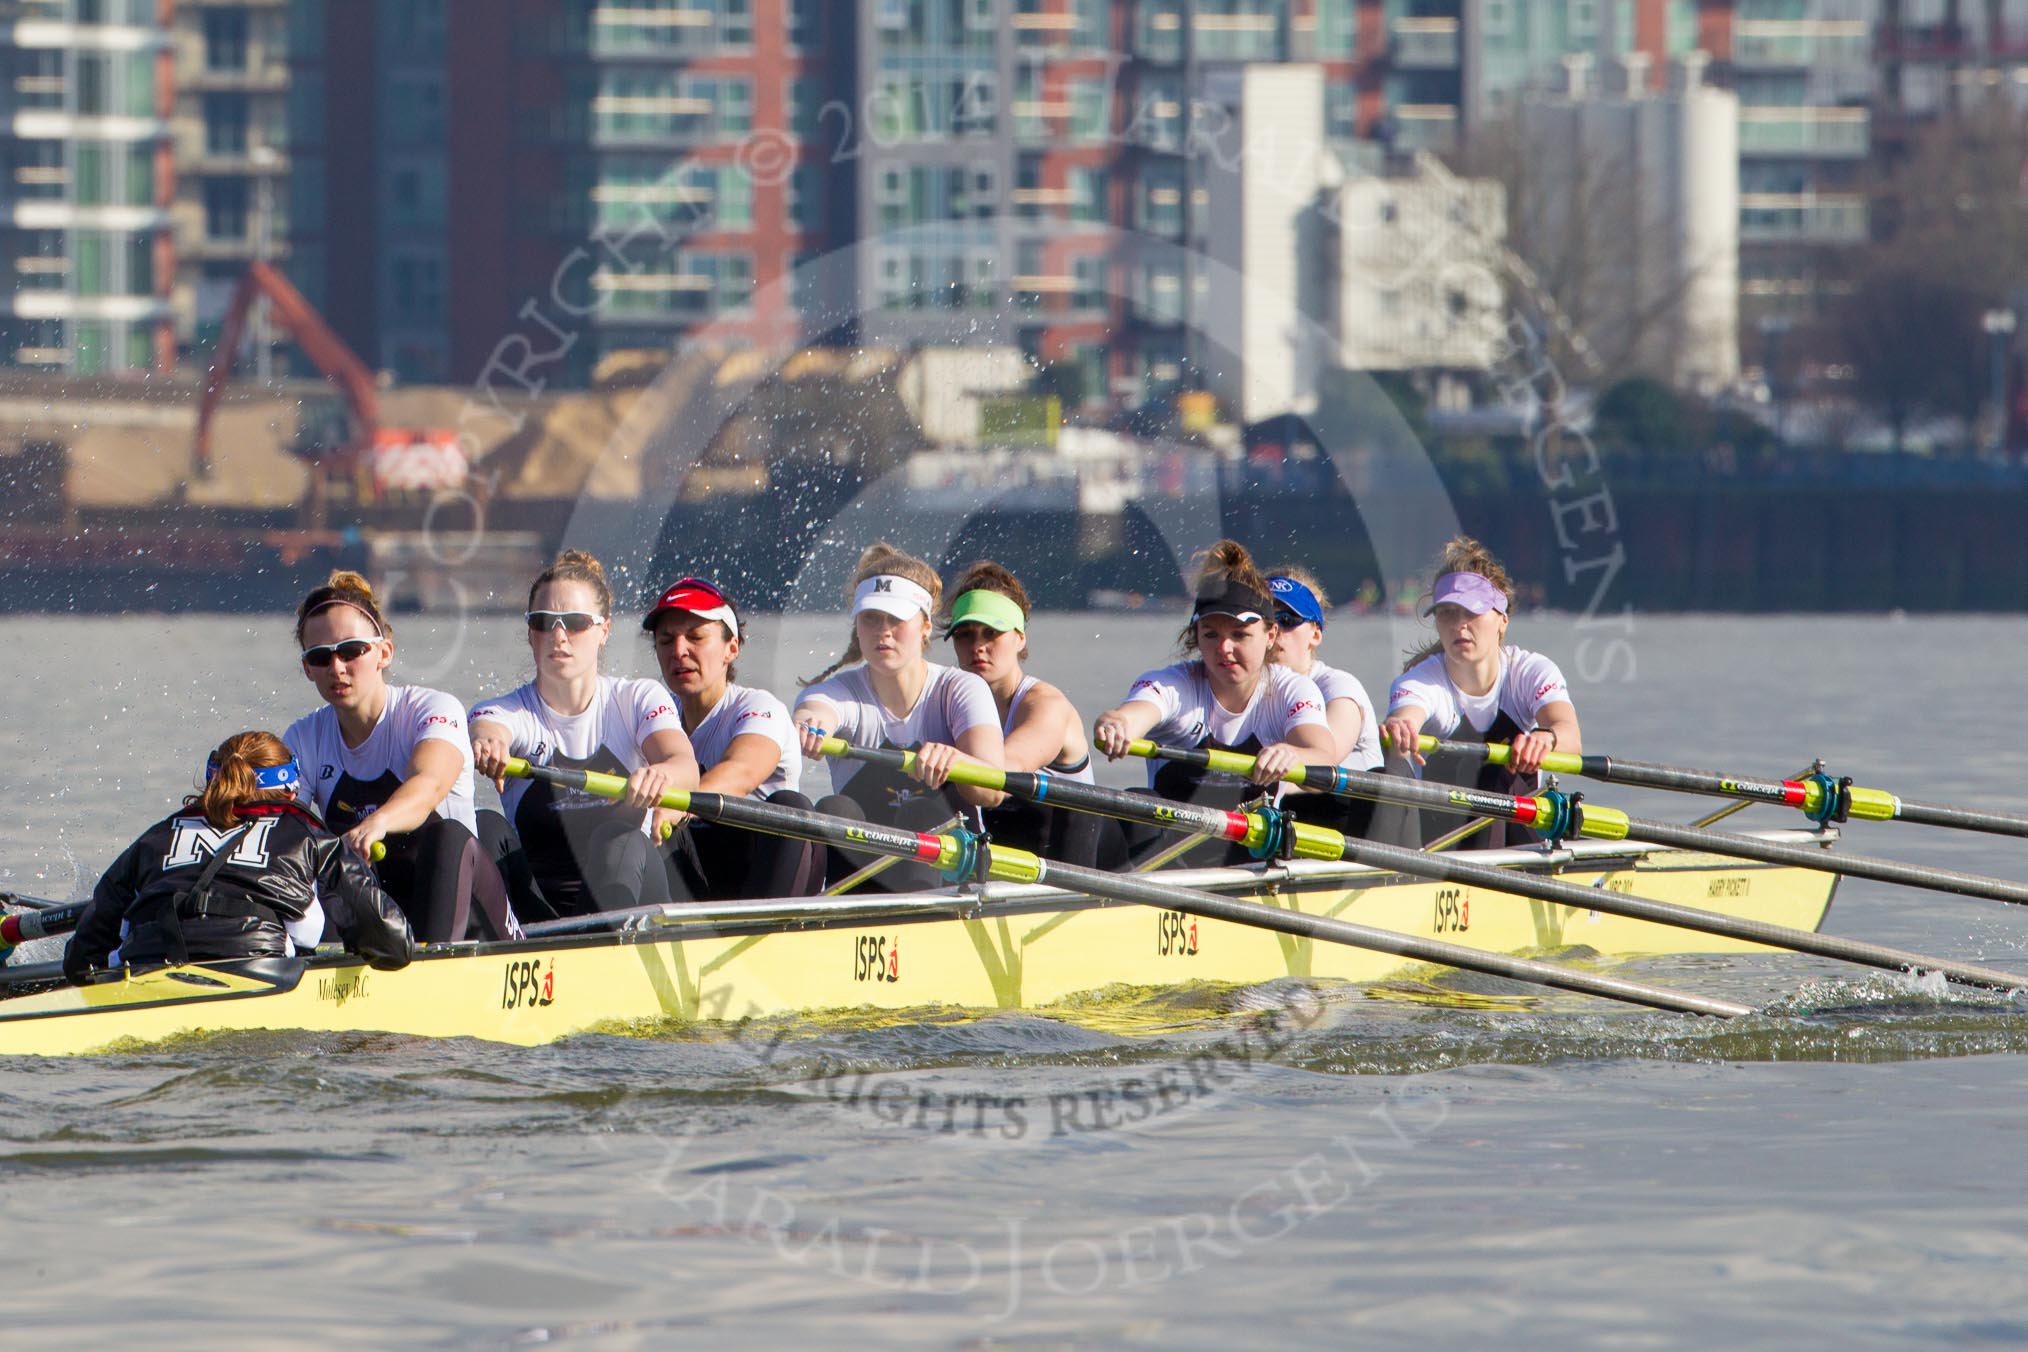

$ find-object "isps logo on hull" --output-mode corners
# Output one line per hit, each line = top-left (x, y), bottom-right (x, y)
(854, 935), (900, 983)
(502, 957), (556, 1009)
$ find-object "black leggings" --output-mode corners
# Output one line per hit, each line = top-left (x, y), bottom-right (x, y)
(666, 790), (825, 901)
(373, 817), (514, 943)
(477, 809), (669, 921)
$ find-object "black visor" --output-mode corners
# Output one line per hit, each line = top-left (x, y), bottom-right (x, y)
(1191, 579), (1273, 624)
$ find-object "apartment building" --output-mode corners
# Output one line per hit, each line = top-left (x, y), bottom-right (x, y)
(0, 0), (175, 374)
(170, 0), (288, 359)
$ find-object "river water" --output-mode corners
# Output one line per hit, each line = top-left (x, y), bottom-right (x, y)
(3, 612), (2027, 1346)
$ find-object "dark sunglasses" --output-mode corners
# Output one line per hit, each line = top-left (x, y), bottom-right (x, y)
(301, 638), (379, 668)
(1274, 610), (1310, 630)
(527, 610), (606, 633)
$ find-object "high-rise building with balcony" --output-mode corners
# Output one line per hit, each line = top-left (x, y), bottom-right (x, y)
(0, 0), (175, 375)
(1705, 0), (1872, 325)
(855, 1), (1364, 407)
(170, 0), (289, 358)
(1377, 0), (1701, 155)
(426, 0), (843, 386)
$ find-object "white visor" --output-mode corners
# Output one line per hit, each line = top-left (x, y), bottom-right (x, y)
(853, 574), (934, 621)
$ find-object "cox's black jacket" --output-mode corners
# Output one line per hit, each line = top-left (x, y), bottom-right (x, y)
(65, 800), (414, 983)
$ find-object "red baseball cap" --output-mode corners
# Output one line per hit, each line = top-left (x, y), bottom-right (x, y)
(642, 577), (739, 632)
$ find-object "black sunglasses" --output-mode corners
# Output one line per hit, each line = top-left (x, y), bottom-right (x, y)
(527, 610), (606, 633)
(301, 638), (379, 668)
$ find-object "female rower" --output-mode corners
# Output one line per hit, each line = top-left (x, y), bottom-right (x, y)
(1379, 536), (1581, 849)
(793, 542), (1006, 891)
(284, 570), (515, 943)
(469, 550), (699, 919)
(942, 561), (1119, 869)
(64, 731), (413, 982)
(644, 575), (822, 900)
(1267, 567), (1383, 839)
(1092, 540), (1337, 866)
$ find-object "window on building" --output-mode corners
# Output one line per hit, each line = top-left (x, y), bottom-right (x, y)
(956, 75), (996, 136)
(720, 79), (753, 134)
(716, 165), (753, 228)
(204, 9), (249, 70)
(74, 233), (110, 296)
(124, 143), (152, 204)
(722, 0), (752, 45)
(390, 0), (446, 57)
(73, 144), (105, 206)
(205, 178), (249, 239)
(790, 78), (821, 136)
(389, 253), (445, 322)
(75, 54), (107, 115)
(1317, 0), (1356, 56)
(126, 233), (152, 294)
(206, 93), (249, 155)
(1072, 0), (1108, 48)
(877, 167), (906, 229)
(1068, 166), (1105, 223)
(74, 322), (110, 375)
(1068, 79), (1109, 142)
(788, 0), (821, 48)
(789, 164), (825, 232)
(1070, 254), (1106, 310)
(716, 252), (753, 311)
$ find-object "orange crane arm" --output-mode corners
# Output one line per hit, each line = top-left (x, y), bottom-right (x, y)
(194, 261), (381, 473)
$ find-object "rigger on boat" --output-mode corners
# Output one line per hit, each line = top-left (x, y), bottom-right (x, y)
(6, 536), (2028, 1056)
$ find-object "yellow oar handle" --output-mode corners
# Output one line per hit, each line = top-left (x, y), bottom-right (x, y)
(814, 739), (1014, 794)
(1377, 731), (1588, 776)
(502, 757), (1044, 884)
(501, 757), (699, 815)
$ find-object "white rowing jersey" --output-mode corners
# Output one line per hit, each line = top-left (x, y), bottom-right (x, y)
(1007, 675), (1094, 784)
(1388, 646), (1571, 739)
(1309, 661), (1383, 771)
(285, 685), (478, 834)
(796, 662), (999, 791)
(1124, 661), (1329, 786)
(469, 676), (688, 827)
(683, 682), (799, 798)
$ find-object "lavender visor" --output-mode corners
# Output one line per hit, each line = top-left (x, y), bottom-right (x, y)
(1424, 571), (1508, 617)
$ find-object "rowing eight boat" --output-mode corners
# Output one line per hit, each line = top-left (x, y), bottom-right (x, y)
(0, 829), (1837, 1056)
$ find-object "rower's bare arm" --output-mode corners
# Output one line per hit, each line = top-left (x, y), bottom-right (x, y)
(627, 727), (699, 813)
(1253, 722), (1339, 785)
(1093, 700), (1161, 759)
(1381, 704), (1430, 767)
(697, 731), (784, 798)
(342, 739), (466, 858)
(1003, 683), (1076, 774)
(946, 725), (1008, 808)
(469, 717), (515, 790)
(1512, 700), (1580, 776)
(1324, 697), (1367, 766)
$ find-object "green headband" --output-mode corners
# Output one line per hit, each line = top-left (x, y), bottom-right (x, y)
(948, 588), (1026, 635)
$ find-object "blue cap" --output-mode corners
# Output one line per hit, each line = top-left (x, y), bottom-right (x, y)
(1268, 575), (1325, 629)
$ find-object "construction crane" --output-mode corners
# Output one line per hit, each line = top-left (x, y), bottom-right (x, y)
(193, 262), (463, 512)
